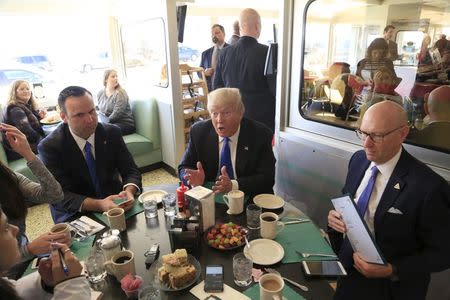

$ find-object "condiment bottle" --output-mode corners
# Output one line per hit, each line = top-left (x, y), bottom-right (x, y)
(176, 181), (189, 212)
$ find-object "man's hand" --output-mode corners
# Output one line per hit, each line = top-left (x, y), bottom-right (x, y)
(27, 232), (70, 256)
(204, 68), (214, 77)
(118, 189), (135, 211)
(327, 210), (347, 233)
(0, 123), (35, 161)
(212, 166), (232, 194)
(99, 194), (121, 212)
(353, 253), (393, 278)
(183, 161), (205, 187)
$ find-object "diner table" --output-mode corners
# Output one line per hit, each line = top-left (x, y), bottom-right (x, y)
(87, 183), (335, 300)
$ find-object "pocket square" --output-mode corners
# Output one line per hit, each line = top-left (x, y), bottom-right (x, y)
(387, 207), (403, 215)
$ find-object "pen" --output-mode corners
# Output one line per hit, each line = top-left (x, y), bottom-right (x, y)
(58, 248), (69, 276)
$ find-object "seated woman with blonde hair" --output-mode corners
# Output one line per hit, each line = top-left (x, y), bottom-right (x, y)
(97, 69), (135, 135)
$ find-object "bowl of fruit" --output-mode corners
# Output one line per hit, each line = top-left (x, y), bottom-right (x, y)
(204, 222), (247, 250)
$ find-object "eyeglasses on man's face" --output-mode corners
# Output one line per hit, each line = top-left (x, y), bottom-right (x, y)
(355, 125), (405, 143)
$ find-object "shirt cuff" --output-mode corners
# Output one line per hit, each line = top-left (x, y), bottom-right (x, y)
(20, 244), (34, 261)
(124, 183), (141, 195)
(231, 179), (239, 191)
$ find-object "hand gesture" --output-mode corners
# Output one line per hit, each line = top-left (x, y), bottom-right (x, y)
(212, 166), (232, 194)
(27, 231), (71, 256)
(38, 109), (47, 119)
(0, 123), (35, 161)
(117, 190), (135, 211)
(327, 210), (347, 233)
(99, 194), (121, 212)
(183, 161), (205, 187)
(353, 253), (393, 278)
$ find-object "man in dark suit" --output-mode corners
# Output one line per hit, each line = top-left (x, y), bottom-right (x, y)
(328, 101), (450, 300)
(199, 24), (228, 92)
(410, 85), (450, 151)
(213, 8), (275, 132)
(383, 25), (399, 61)
(178, 88), (275, 197)
(38, 86), (142, 223)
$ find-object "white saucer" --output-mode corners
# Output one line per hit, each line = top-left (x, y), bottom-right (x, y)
(138, 190), (168, 204)
(243, 239), (284, 265)
(253, 194), (285, 209)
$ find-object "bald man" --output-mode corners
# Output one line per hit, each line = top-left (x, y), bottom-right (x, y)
(213, 8), (275, 132)
(328, 101), (450, 300)
(411, 85), (450, 150)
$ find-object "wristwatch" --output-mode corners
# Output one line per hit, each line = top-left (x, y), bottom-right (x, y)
(144, 243), (160, 269)
(389, 264), (399, 282)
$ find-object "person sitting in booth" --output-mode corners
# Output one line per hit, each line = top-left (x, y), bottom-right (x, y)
(178, 87), (275, 198)
(356, 38), (397, 82)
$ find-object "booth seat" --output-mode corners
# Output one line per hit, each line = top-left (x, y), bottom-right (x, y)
(0, 98), (162, 181)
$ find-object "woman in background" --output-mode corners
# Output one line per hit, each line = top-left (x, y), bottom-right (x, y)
(0, 206), (90, 299)
(356, 38), (397, 81)
(97, 69), (135, 135)
(2, 80), (45, 160)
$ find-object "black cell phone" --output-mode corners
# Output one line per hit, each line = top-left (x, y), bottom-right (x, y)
(302, 260), (347, 277)
(204, 265), (224, 293)
(145, 243), (160, 269)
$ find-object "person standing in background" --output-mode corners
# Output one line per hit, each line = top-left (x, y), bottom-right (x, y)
(383, 25), (399, 61)
(214, 8), (276, 132)
(199, 24), (228, 92)
(228, 20), (240, 45)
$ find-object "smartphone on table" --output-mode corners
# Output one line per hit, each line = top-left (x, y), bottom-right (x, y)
(302, 260), (347, 277)
(204, 265), (224, 293)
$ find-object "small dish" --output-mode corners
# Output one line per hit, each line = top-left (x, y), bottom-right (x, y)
(204, 223), (247, 251)
(138, 190), (168, 204)
(253, 194), (285, 209)
(243, 239), (284, 265)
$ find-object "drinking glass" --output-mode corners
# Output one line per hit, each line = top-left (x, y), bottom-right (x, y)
(162, 193), (176, 216)
(138, 285), (161, 300)
(143, 198), (158, 218)
(233, 252), (253, 287)
(85, 252), (107, 283)
(246, 204), (262, 229)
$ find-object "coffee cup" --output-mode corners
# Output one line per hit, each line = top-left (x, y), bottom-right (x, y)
(260, 212), (284, 239)
(259, 273), (284, 300)
(50, 222), (73, 246)
(104, 250), (136, 280)
(103, 207), (126, 231)
(223, 190), (244, 214)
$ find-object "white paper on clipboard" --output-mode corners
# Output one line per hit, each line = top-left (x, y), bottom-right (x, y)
(331, 195), (386, 265)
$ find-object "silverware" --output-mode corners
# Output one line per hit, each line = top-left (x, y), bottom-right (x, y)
(76, 218), (95, 230)
(265, 268), (309, 292)
(283, 220), (310, 225)
(70, 222), (88, 235)
(296, 250), (337, 258)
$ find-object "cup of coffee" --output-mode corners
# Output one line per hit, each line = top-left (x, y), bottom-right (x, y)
(223, 190), (244, 214)
(50, 223), (73, 246)
(103, 207), (126, 231)
(260, 212), (285, 239)
(104, 250), (136, 280)
(259, 273), (284, 300)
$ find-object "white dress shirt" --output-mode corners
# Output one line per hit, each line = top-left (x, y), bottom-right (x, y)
(218, 126), (240, 190)
(354, 148), (402, 234)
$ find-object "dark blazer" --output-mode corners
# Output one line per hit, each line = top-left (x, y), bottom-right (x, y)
(178, 117), (275, 198)
(199, 43), (228, 92)
(38, 123), (142, 223)
(213, 36), (275, 132)
(330, 149), (450, 300)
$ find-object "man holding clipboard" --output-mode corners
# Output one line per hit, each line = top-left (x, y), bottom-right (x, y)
(327, 101), (450, 300)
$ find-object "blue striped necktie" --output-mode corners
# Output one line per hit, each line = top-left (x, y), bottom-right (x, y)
(339, 165), (379, 268)
(220, 137), (234, 179)
(84, 141), (102, 198)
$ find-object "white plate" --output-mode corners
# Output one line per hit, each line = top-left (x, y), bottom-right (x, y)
(253, 194), (285, 209)
(243, 239), (284, 265)
(138, 190), (168, 204)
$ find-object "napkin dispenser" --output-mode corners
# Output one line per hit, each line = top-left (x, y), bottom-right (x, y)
(184, 186), (215, 232)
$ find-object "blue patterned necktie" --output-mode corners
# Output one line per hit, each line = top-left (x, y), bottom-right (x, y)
(339, 165), (379, 268)
(220, 137), (234, 179)
(84, 141), (102, 198)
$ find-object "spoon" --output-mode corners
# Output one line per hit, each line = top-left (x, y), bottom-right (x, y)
(244, 236), (253, 260)
(297, 251), (337, 258)
(264, 268), (309, 292)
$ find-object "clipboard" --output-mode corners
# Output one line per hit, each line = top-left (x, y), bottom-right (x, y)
(331, 195), (386, 265)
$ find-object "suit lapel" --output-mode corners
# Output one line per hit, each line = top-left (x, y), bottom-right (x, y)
(235, 119), (250, 177)
(94, 124), (107, 184)
(63, 125), (92, 188)
(206, 124), (219, 179)
(349, 157), (370, 198)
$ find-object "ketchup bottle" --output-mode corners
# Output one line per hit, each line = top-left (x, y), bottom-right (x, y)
(176, 181), (189, 212)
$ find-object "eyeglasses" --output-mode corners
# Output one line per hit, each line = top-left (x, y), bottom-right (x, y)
(210, 111), (233, 118)
(355, 125), (405, 143)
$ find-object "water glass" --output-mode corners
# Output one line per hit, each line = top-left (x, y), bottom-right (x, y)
(233, 252), (253, 287)
(85, 252), (107, 283)
(138, 285), (160, 300)
(246, 204), (262, 229)
(162, 193), (176, 216)
(143, 198), (158, 218)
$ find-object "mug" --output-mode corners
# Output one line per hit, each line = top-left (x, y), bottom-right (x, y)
(223, 190), (244, 214)
(104, 207), (126, 231)
(104, 250), (136, 280)
(260, 212), (285, 239)
(50, 223), (73, 246)
(259, 273), (284, 300)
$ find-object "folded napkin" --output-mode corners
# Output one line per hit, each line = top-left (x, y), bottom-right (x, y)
(203, 181), (250, 204)
(190, 280), (250, 300)
(276, 218), (336, 264)
(243, 282), (305, 300)
(70, 216), (104, 236)
(94, 200), (144, 225)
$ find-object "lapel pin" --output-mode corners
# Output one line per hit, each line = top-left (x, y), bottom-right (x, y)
(244, 146), (249, 151)
(394, 183), (400, 190)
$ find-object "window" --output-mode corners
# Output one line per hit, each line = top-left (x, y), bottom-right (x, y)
(300, 0), (450, 153)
